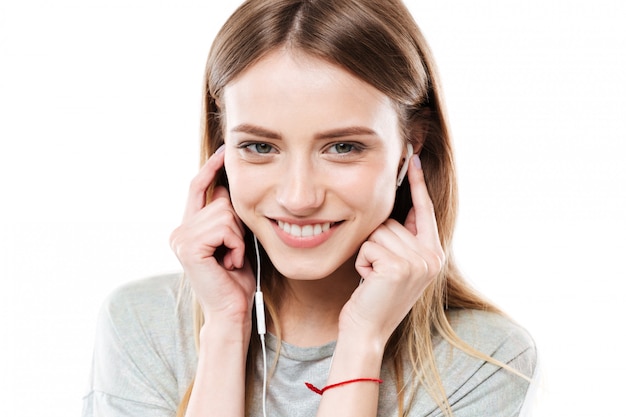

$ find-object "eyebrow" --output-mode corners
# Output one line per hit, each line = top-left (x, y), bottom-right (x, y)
(230, 124), (379, 140)
(231, 124), (281, 139)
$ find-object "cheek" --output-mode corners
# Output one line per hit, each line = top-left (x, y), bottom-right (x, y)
(370, 179), (398, 221)
(340, 164), (398, 220)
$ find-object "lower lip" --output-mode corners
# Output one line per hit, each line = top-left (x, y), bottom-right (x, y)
(271, 220), (338, 248)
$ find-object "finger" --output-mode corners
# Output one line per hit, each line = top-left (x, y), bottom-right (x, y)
(171, 218), (246, 271)
(368, 219), (444, 280)
(367, 220), (410, 259)
(211, 186), (246, 237)
(220, 226), (247, 270)
(372, 219), (419, 250)
(183, 145), (225, 220)
(354, 240), (381, 280)
(187, 198), (246, 242)
(355, 240), (410, 282)
(193, 197), (246, 269)
(405, 155), (440, 245)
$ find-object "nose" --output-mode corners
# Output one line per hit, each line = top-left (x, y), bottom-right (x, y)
(275, 158), (325, 216)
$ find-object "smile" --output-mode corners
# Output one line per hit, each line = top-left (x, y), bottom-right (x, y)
(276, 220), (333, 238)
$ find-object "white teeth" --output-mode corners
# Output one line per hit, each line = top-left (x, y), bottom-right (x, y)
(277, 220), (332, 237)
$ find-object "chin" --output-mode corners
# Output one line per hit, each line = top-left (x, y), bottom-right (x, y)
(266, 248), (358, 282)
(273, 262), (334, 281)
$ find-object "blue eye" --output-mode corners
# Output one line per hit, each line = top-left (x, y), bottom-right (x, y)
(328, 143), (354, 154)
(246, 143), (274, 154)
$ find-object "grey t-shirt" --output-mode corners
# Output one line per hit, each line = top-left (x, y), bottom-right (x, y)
(82, 274), (537, 416)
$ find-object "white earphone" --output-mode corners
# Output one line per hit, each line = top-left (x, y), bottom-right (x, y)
(253, 235), (268, 417)
(396, 143), (414, 187)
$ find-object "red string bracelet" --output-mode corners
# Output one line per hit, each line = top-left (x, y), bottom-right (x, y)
(305, 378), (383, 395)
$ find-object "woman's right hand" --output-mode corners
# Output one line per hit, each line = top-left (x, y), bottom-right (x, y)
(169, 146), (256, 326)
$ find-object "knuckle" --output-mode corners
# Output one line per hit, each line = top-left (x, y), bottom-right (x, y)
(188, 176), (205, 194)
(170, 238), (193, 261)
(168, 227), (185, 252)
(424, 250), (444, 278)
(387, 258), (411, 282)
(168, 231), (178, 250)
(174, 245), (194, 262)
(409, 251), (442, 281)
(413, 257), (430, 278)
(169, 227), (201, 262)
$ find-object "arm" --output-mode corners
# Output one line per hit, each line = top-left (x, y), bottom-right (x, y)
(316, 155), (444, 417)
(314, 332), (384, 417)
(444, 312), (539, 417)
(183, 320), (251, 416)
(170, 146), (256, 417)
(447, 347), (537, 417)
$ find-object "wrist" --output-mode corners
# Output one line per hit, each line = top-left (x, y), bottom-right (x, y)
(328, 333), (385, 384)
(315, 334), (384, 416)
(336, 327), (386, 359)
(200, 316), (252, 346)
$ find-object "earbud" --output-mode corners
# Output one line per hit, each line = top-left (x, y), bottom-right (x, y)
(396, 143), (414, 187)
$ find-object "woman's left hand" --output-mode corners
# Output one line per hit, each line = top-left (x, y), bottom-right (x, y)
(339, 155), (446, 345)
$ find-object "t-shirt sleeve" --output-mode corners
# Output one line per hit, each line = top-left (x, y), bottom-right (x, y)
(82, 275), (195, 417)
(441, 310), (538, 417)
(446, 344), (537, 416)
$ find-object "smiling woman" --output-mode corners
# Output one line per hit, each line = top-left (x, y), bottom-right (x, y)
(82, 1), (537, 417)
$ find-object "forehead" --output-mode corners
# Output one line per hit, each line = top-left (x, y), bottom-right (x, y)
(221, 49), (400, 137)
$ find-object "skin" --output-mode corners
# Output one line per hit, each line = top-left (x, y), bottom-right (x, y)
(169, 48), (445, 417)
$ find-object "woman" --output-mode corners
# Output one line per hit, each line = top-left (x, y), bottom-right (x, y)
(83, 1), (536, 416)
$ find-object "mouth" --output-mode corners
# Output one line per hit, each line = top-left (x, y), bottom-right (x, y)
(275, 220), (337, 238)
(268, 217), (343, 248)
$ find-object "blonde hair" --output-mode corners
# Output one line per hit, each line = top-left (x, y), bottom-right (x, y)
(177, 1), (524, 415)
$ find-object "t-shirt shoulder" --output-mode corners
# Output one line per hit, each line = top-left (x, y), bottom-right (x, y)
(99, 272), (197, 382)
(83, 274), (196, 416)
(428, 308), (537, 416)
(104, 273), (184, 316)
(446, 308), (536, 362)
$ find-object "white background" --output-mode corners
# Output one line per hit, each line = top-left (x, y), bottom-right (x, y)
(1, 1), (624, 416)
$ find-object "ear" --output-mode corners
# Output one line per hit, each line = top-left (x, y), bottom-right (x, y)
(407, 108), (430, 155)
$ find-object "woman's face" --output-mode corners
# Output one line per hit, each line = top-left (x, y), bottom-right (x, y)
(222, 49), (405, 281)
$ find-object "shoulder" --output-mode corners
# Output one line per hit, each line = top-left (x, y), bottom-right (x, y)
(87, 273), (196, 412)
(98, 273), (195, 355)
(432, 309), (537, 416)
(103, 274), (182, 320)
(381, 309), (537, 416)
(446, 308), (536, 368)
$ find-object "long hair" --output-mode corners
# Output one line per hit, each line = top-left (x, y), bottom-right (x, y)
(177, 1), (510, 415)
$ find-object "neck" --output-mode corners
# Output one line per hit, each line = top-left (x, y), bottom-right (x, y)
(270, 258), (360, 347)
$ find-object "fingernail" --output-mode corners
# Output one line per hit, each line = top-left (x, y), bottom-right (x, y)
(412, 154), (421, 169)
(214, 144), (225, 154)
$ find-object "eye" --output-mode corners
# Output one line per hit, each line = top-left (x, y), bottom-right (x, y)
(245, 142), (275, 154)
(328, 143), (355, 154)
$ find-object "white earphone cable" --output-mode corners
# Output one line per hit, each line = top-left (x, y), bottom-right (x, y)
(253, 235), (268, 417)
